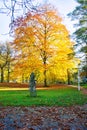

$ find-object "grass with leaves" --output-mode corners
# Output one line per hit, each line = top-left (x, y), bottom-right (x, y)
(0, 87), (87, 106)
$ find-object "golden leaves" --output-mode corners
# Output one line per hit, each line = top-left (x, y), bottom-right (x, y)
(12, 4), (77, 82)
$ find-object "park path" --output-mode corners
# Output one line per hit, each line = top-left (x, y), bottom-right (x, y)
(82, 88), (87, 95)
(0, 86), (87, 96)
(0, 104), (87, 130)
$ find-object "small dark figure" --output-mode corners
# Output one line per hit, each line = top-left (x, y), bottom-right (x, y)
(29, 72), (37, 97)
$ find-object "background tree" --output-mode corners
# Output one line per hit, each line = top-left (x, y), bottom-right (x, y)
(0, 42), (12, 82)
(68, 0), (87, 79)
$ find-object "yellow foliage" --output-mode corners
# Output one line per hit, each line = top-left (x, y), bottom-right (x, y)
(12, 4), (78, 83)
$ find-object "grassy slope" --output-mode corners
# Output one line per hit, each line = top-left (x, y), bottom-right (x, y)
(0, 88), (87, 106)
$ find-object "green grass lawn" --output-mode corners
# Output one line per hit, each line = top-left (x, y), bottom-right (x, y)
(81, 83), (87, 89)
(0, 88), (87, 106)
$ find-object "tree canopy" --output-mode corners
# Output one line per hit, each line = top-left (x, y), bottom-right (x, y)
(11, 4), (77, 85)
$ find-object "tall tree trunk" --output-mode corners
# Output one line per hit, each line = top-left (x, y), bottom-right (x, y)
(85, 54), (87, 78)
(7, 62), (10, 82)
(1, 67), (4, 83)
(43, 51), (47, 87)
(43, 21), (47, 87)
(67, 69), (70, 85)
(44, 69), (47, 87)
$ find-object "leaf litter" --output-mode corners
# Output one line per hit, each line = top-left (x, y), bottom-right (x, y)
(0, 105), (87, 130)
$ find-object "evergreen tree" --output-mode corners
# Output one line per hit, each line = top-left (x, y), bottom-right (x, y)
(68, 0), (87, 78)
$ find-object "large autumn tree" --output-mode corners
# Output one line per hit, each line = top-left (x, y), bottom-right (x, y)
(12, 4), (76, 86)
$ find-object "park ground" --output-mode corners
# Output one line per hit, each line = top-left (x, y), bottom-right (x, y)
(0, 83), (87, 130)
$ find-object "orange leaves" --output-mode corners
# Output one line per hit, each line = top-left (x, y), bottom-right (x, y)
(11, 4), (77, 83)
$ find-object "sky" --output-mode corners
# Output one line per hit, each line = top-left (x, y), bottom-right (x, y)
(0, 0), (78, 42)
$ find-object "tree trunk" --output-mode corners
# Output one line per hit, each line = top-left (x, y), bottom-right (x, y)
(67, 69), (70, 85)
(86, 54), (87, 78)
(1, 67), (4, 83)
(7, 62), (10, 82)
(43, 51), (47, 87)
(43, 69), (47, 87)
(22, 74), (24, 83)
